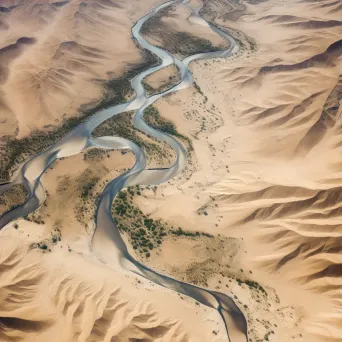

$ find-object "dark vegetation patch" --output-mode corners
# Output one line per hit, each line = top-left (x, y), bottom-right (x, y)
(141, 5), (226, 58)
(236, 278), (267, 296)
(142, 65), (181, 96)
(0, 183), (28, 216)
(144, 105), (179, 135)
(30, 228), (62, 252)
(23, 213), (45, 225)
(73, 169), (112, 230)
(208, 20), (257, 54)
(200, 0), (268, 22)
(89, 48), (160, 113)
(112, 186), (213, 258)
(53, 1), (70, 7)
(83, 148), (111, 161)
(80, 176), (100, 200)
(166, 32), (222, 57)
(92, 110), (175, 164)
(0, 50), (160, 183)
(144, 105), (193, 150)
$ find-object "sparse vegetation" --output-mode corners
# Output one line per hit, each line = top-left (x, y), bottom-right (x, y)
(30, 228), (62, 252)
(194, 82), (204, 96)
(0, 183), (28, 214)
(92, 111), (176, 165)
(74, 169), (111, 229)
(23, 213), (45, 225)
(142, 65), (181, 96)
(144, 105), (193, 150)
(86, 49), (160, 114)
(83, 148), (110, 161)
(144, 105), (178, 135)
(236, 278), (267, 296)
(141, 6), (226, 58)
(111, 185), (213, 258)
(157, 31), (223, 58)
(81, 177), (100, 200)
(92, 104), (193, 167)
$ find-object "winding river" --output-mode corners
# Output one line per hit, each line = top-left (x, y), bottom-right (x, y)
(0, 1), (248, 341)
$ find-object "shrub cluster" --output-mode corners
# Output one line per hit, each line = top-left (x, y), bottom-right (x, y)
(112, 185), (213, 258)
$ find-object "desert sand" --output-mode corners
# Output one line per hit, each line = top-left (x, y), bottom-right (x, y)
(0, 0), (342, 341)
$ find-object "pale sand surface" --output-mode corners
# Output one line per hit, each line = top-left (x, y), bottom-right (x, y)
(1, 0), (342, 341)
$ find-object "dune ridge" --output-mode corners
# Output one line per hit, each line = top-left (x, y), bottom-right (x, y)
(0, 235), (225, 342)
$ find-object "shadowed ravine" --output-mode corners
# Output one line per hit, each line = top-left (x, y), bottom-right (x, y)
(0, 0), (247, 341)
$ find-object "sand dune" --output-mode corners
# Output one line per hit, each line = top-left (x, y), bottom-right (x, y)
(0, 236), (224, 342)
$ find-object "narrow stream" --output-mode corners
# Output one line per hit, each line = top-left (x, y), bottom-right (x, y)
(0, 1), (248, 341)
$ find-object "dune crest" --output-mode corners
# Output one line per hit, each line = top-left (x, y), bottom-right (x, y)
(0, 236), (224, 341)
